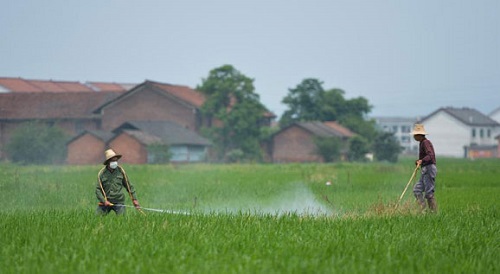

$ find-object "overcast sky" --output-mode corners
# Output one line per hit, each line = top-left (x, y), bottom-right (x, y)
(1, 0), (499, 119)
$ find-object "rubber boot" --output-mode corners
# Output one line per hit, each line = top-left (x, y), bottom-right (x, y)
(415, 194), (426, 212)
(427, 197), (438, 213)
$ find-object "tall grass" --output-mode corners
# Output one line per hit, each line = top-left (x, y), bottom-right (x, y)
(0, 159), (498, 273)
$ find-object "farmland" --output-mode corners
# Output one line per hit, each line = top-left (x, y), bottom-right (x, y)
(0, 159), (498, 273)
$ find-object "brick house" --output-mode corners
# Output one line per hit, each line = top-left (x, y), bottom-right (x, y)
(0, 79), (212, 162)
(1, 78), (278, 164)
(67, 130), (115, 165)
(94, 81), (209, 132)
(106, 121), (212, 164)
(0, 92), (121, 159)
(270, 121), (355, 163)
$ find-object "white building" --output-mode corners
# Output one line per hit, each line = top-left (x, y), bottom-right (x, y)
(489, 107), (500, 123)
(420, 107), (500, 158)
(373, 116), (419, 154)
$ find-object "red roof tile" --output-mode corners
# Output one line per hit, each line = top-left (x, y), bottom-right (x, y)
(151, 82), (205, 107)
(0, 77), (42, 92)
(55, 81), (94, 92)
(323, 121), (355, 137)
(0, 77), (128, 92)
(86, 82), (130, 92)
(29, 80), (68, 92)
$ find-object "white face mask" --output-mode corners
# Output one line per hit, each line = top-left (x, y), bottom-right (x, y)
(109, 161), (118, 169)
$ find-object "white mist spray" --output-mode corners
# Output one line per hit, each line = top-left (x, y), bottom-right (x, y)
(202, 182), (334, 216)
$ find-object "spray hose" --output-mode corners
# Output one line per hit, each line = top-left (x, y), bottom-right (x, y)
(114, 204), (191, 215)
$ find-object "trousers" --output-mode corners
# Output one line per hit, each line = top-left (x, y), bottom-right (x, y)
(413, 164), (437, 199)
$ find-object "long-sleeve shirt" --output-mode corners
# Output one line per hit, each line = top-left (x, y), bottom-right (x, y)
(96, 166), (138, 204)
(419, 138), (436, 166)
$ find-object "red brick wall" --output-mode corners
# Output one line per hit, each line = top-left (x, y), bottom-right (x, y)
(55, 119), (100, 136)
(108, 133), (147, 164)
(272, 126), (323, 163)
(101, 87), (199, 131)
(67, 133), (107, 165)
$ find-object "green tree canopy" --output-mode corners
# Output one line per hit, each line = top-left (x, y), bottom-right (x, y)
(373, 132), (403, 163)
(348, 135), (371, 162)
(6, 121), (68, 164)
(279, 78), (380, 162)
(197, 65), (267, 162)
(314, 136), (342, 163)
(280, 78), (373, 128)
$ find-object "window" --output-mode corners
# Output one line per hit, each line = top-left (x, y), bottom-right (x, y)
(401, 126), (411, 133)
(480, 129), (484, 138)
(487, 129), (491, 138)
(392, 126), (398, 133)
(472, 128), (476, 138)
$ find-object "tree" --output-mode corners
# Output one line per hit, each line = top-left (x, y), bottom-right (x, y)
(373, 132), (403, 162)
(280, 78), (326, 126)
(280, 78), (373, 129)
(146, 144), (171, 163)
(348, 135), (370, 162)
(314, 136), (342, 162)
(197, 65), (267, 162)
(280, 78), (379, 161)
(6, 121), (68, 164)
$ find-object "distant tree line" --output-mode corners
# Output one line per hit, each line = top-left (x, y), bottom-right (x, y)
(197, 65), (402, 163)
(6, 64), (402, 164)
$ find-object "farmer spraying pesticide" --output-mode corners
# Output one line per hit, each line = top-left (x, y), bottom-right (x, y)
(411, 124), (438, 213)
(95, 149), (141, 215)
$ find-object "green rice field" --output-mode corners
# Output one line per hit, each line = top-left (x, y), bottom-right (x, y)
(0, 159), (498, 273)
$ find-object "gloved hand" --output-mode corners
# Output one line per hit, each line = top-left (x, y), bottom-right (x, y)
(104, 200), (113, 207)
(133, 199), (140, 209)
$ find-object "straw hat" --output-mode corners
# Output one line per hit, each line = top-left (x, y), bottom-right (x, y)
(103, 149), (122, 165)
(411, 124), (428, 135)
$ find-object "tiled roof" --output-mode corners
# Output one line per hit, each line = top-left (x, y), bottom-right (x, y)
(121, 130), (164, 145)
(0, 77), (94, 92)
(115, 120), (211, 146)
(85, 82), (134, 92)
(0, 78), (41, 92)
(67, 130), (115, 145)
(323, 121), (355, 137)
(94, 80), (207, 113)
(0, 77), (134, 93)
(422, 107), (500, 126)
(295, 121), (355, 138)
(0, 92), (121, 119)
(150, 81), (205, 107)
(86, 130), (116, 142)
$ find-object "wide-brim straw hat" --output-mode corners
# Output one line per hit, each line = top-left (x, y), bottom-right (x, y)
(411, 124), (428, 135)
(103, 149), (122, 165)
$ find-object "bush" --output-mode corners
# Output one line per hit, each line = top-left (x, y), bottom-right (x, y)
(6, 121), (68, 164)
(314, 137), (341, 162)
(373, 132), (403, 162)
(348, 136), (370, 162)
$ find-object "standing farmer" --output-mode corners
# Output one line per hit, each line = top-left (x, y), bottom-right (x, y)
(412, 124), (438, 213)
(96, 149), (140, 215)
